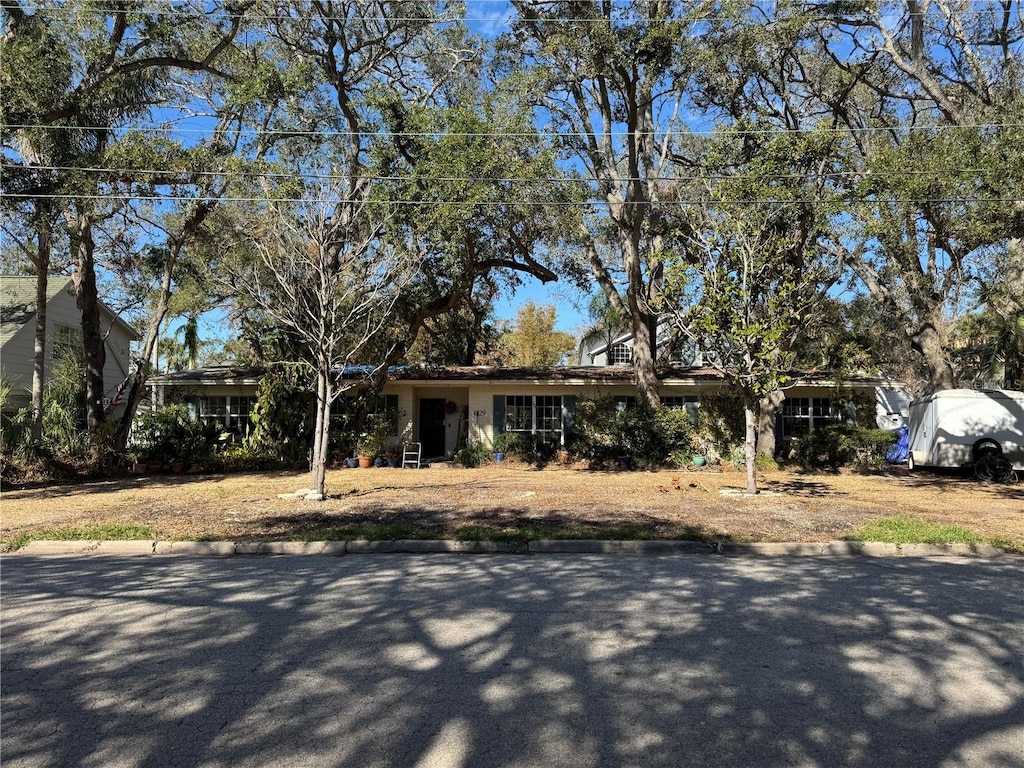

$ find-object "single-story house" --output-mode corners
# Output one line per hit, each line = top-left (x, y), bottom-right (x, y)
(1, 276), (138, 412)
(150, 363), (909, 459)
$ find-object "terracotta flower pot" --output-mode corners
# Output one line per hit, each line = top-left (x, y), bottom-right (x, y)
(358, 455), (373, 469)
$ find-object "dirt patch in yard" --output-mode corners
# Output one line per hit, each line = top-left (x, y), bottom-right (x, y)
(2, 462), (1022, 547)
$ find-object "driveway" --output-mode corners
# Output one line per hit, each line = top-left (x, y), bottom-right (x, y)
(2, 555), (1023, 767)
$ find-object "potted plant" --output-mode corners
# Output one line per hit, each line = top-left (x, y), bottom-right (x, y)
(128, 452), (146, 475)
(356, 434), (375, 468)
(492, 433), (512, 463)
(690, 433), (710, 467)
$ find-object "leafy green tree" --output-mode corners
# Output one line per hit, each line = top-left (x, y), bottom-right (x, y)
(1, 0), (254, 454)
(663, 202), (840, 493)
(404, 288), (503, 366)
(501, 301), (576, 367)
(502, 1), (705, 407)
(950, 255), (1024, 389)
(373, 97), (583, 372)
(799, 1), (1024, 392)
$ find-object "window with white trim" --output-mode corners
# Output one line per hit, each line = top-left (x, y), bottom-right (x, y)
(229, 396), (255, 435)
(199, 396), (227, 427)
(781, 397), (838, 439)
(609, 343), (632, 365)
(505, 395), (563, 435)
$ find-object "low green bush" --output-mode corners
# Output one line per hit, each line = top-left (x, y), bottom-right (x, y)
(130, 405), (220, 464)
(572, 397), (696, 470)
(455, 442), (492, 468)
(792, 424), (898, 470)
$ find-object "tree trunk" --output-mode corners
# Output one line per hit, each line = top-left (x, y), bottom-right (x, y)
(756, 390), (784, 457)
(909, 321), (955, 393)
(70, 207), (107, 445)
(630, 307), (661, 409)
(621, 236), (660, 408)
(113, 260), (176, 451)
(308, 368), (330, 499)
(30, 265), (48, 447)
(744, 396), (758, 495)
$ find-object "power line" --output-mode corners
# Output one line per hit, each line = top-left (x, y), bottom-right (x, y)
(4, 191), (1021, 206)
(2, 162), (1012, 183)
(6, 122), (1022, 137)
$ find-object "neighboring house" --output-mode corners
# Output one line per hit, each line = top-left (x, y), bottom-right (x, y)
(151, 363), (905, 459)
(578, 320), (911, 430)
(579, 321), (705, 367)
(0, 276), (139, 412)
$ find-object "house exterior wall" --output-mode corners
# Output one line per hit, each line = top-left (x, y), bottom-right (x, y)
(1, 281), (135, 411)
(149, 365), (898, 460)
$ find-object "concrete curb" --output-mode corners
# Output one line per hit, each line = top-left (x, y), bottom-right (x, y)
(528, 540), (716, 555)
(5, 539), (1018, 558)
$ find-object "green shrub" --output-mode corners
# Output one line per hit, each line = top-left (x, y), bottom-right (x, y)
(0, 379), (32, 460)
(42, 346), (88, 459)
(245, 365), (315, 465)
(207, 444), (283, 472)
(130, 405), (219, 464)
(491, 431), (521, 459)
(455, 442), (492, 468)
(491, 431), (558, 464)
(697, 393), (745, 455)
(793, 424), (897, 470)
(571, 397), (696, 470)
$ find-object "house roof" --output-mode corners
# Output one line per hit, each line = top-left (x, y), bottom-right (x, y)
(1, 276), (70, 346)
(149, 365), (267, 386)
(0, 275), (139, 345)
(150, 363), (897, 390)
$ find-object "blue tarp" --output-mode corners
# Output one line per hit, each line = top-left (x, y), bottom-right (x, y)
(886, 425), (910, 464)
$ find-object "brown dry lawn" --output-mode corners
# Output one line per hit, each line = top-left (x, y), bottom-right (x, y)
(3, 461), (1022, 548)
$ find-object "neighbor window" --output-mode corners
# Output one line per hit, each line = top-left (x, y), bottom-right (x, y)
(53, 324), (84, 359)
(228, 396), (255, 435)
(198, 396), (227, 428)
(609, 343), (633, 365)
(661, 396), (699, 422)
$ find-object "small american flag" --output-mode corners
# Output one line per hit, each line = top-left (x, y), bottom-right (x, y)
(105, 376), (130, 410)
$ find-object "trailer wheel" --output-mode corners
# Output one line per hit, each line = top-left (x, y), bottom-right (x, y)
(972, 439), (1002, 462)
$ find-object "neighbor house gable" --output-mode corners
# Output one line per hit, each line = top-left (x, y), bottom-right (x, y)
(1, 276), (139, 409)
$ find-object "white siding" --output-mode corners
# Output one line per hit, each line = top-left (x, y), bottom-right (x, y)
(1, 282), (135, 411)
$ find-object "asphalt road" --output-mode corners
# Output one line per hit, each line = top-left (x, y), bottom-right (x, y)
(2, 554), (1023, 768)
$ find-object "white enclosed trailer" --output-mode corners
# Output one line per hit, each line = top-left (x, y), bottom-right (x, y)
(908, 389), (1024, 471)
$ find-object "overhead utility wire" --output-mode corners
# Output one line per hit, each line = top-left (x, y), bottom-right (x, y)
(7, 123), (1022, 137)
(4, 192), (1022, 205)
(4, 163), (1009, 183)
(28, 0), (1021, 22)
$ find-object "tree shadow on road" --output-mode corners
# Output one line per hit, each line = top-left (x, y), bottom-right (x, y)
(3, 555), (1023, 767)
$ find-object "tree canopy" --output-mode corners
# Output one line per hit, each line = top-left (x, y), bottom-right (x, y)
(4, 0), (1022, 472)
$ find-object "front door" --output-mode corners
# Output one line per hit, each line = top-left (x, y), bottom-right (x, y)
(419, 398), (447, 458)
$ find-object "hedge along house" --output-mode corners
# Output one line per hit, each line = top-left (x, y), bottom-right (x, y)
(150, 363), (907, 460)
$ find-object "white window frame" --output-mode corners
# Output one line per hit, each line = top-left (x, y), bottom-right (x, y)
(505, 395), (563, 436)
(781, 397), (839, 439)
(609, 343), (633, 365)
